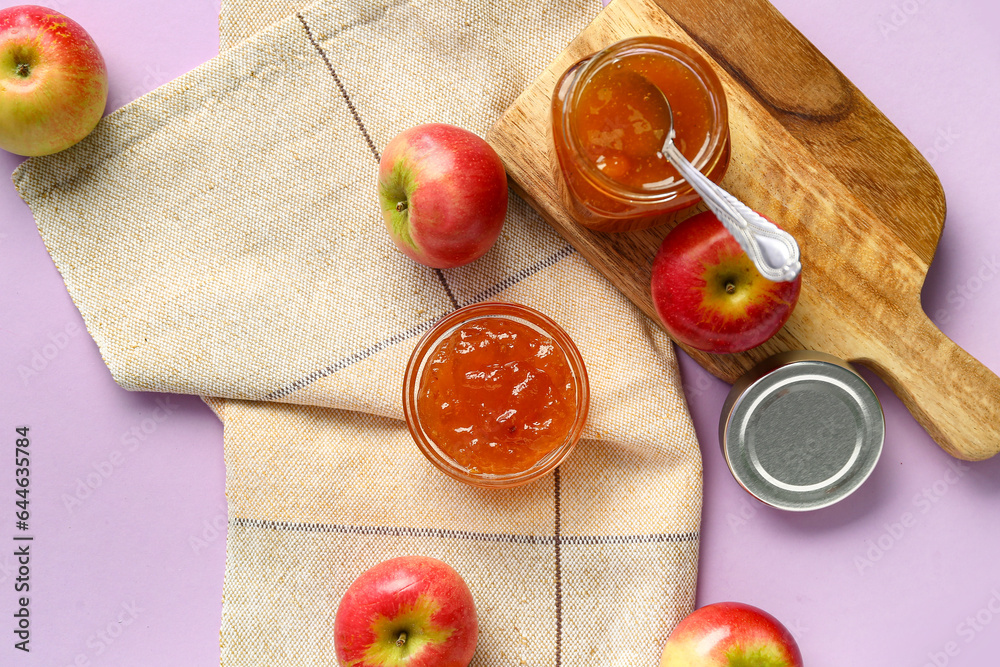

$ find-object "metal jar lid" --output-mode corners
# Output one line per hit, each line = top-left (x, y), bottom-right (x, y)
(719, 350), (884, 511)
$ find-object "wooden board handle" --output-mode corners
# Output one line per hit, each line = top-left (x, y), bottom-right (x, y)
(855, 309), (1000, 461)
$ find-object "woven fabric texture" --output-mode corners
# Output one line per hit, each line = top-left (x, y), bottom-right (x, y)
(14, 0), (703, 664)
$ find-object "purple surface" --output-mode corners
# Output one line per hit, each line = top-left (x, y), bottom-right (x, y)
(0, 3), (226, 666)
(0, 0), (998, 665)
(684, 2), (1000, 667)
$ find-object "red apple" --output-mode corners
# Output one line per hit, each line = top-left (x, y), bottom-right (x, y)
(650, 211), (801, 353)
(379, 123), (508, 269)
(661, 601), (803, 667)
(334, 556), (478, 667)
(0, 5), (108, 156)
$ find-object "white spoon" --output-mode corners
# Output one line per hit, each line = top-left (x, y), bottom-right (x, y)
(633, 73), (802, 282)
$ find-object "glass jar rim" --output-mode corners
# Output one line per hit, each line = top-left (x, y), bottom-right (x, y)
(561, 36), (728, 203)
(403, 301), (590, 488)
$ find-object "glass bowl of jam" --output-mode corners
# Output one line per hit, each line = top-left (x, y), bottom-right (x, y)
(403, 302), (590, 488)
(551, 36), (731, 233)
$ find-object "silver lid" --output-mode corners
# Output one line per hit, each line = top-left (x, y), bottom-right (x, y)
(719, 351), (884, 511)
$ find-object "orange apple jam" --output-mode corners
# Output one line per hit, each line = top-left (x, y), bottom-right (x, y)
(416, 317), (578, 476)
(572, 52), (713, 189)
(552, 36), (730, 232)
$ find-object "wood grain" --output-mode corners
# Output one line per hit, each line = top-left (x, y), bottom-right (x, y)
(486, 0), (1000, 461)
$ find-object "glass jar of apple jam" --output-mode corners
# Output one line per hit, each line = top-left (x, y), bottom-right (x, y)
(403, 302), (589, 488)
(551, 36), (731, 233)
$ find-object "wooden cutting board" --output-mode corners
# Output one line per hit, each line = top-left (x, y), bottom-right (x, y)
(486, 0), (1000, 461)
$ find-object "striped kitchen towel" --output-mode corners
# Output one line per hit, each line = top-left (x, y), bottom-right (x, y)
(13, 0), (703, 664)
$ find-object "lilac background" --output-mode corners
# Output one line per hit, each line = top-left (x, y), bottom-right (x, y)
(0, 0), (998, 665)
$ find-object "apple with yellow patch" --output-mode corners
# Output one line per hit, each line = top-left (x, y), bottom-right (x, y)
(334, 556), (478, 667)
(0, 5), (108, 156)
(651, 211), (801, 354)
(661, 602), (803, 667)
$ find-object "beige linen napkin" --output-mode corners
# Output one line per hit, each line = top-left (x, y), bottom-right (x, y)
(14, 0), (703, 664)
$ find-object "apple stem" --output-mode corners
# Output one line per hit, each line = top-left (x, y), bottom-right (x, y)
(395, 201), (407, 213)
(725, 282), (736, 295)
(395, 631), (407, 648)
